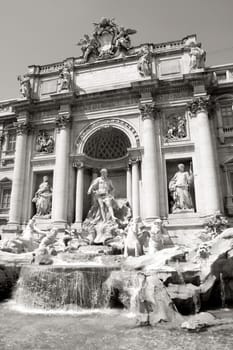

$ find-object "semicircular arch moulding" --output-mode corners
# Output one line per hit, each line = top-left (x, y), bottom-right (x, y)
(75, 118), (140, 154)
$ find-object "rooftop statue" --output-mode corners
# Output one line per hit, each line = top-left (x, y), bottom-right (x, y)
(77, 34), (99, 62)
(188, 42), (206, 71)
(17, 74), (31, 99)
(57, 64), (72, 92)
(77, 17), (136, 62)
(137, 45), (153, 77)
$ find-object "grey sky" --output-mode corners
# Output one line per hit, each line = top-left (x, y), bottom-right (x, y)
(0, 0), (233, 100)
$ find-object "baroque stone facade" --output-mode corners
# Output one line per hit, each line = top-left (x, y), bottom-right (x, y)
(1, 19), (233, 239)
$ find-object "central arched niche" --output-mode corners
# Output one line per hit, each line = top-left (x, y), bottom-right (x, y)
(82, 127), (131, 219)
(83, 127), (131, 160)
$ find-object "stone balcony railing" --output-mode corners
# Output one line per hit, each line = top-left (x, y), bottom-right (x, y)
(39, 62), (64, 75)
(223, 125), (233, 137)
(214, 69), (233, 84)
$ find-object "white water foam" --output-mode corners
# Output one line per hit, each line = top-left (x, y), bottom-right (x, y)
(4, 300), (135, 318)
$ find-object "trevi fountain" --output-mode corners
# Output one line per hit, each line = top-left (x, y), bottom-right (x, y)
(0, 16), (233, 350)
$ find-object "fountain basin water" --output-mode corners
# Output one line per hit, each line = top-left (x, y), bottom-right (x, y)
(14, 265), (120, 310)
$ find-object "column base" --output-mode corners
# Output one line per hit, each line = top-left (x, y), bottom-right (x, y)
(51, 221), (69, 231)
(143, 216), (160, 224)
(2, 223), (23, 238)
(71, 221), (82, 230)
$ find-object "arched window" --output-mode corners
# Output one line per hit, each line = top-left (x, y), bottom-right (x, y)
(84, 128), (130, 160)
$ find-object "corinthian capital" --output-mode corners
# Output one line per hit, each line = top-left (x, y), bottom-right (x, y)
(139, 102), (158, 120)
(14, 121), (32, 135)
(188, 96), (209, 117)
(55, 113), (72, 130)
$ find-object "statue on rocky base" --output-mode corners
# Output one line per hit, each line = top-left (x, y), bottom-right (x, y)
(0, 218), (46, 253)
(87, 168), (116, 222)
(148, 219), (164, 254)
(124, 217), (144, 257)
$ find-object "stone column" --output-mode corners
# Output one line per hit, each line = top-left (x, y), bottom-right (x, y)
(139, 101), (160, 220)
(74, 162), (84, 225)
(126, 165), (132, 205)
(52, 107), (71, 225)
(9, 119), (30, 225)
(189, 96), (220, 214)
(131, 159), (140, 218)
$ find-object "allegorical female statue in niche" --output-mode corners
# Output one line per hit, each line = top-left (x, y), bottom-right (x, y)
(32, 176), (52, 217)
(169, 163), (194, 213)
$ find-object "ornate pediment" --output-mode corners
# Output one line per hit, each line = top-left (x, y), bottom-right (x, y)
(77, 18), (136, 63)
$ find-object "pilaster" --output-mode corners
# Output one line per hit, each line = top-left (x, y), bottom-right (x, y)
(129, 157), (140, 218)
(188, 96), (221, 214)
(139, 99), (160, 220)
(8, 112), (31, 227)
(73, 161), (85, 225)
(51, 105), (71, 227)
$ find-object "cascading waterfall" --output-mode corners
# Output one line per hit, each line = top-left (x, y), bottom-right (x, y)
(14, 265), (118, 310)
(220, 272), (226, 308)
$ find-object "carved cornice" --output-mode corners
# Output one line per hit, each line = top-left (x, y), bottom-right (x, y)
(138, 102), (159, 120)
(187, 96), (209, 117)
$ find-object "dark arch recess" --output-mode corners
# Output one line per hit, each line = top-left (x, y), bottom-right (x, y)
(84, 127), (131, 160)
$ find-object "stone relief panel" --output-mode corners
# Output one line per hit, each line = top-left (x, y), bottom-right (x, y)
(158, 58), (181, 78)
(163, 111), (188, 143)
(40, 79), (57, 96)
(35, 130), (55, 154)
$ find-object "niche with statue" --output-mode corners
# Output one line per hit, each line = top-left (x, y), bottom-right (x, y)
(166, 158), (196, 214)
